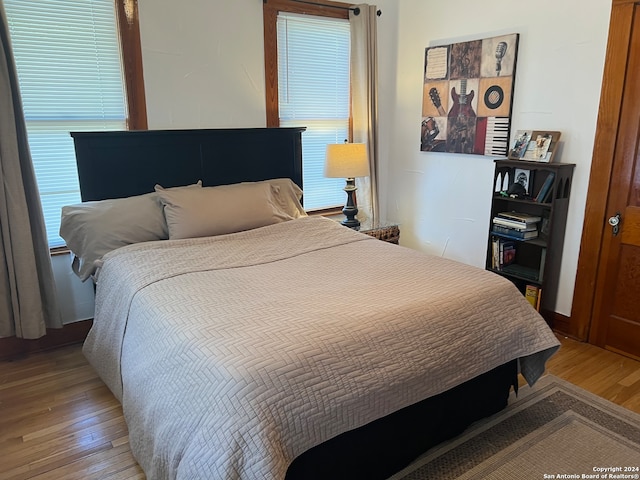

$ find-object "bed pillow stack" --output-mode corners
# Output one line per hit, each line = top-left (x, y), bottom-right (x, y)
(59, 178), (306, 281)
(60, 182), (202, 281)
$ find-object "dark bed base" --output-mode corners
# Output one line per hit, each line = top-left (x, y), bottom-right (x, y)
(287, 360), (517, 480)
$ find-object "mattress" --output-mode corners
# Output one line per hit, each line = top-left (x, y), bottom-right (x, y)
(83, 216), (559, 479)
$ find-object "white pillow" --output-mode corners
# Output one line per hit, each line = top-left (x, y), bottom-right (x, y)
(60, 181), (201, 281)
(155, 182), (294, 239)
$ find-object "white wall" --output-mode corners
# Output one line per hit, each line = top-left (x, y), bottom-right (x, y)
(56, 0), (612, 322)
(376, 0), (611, 316)
(138, 0), (267, 129)
(53, 253), (95, 324)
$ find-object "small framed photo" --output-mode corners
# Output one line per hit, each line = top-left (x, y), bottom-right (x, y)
(514, 168), (533, 195)
(509, 130), (531, 159)
(509, 130), (562, 162)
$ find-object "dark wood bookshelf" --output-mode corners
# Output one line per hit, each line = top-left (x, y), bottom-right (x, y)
(486, 159), (575, 324)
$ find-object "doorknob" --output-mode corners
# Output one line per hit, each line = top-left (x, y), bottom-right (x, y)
(608, 212), (621, 235)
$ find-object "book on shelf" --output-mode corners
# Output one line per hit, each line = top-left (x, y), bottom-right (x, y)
(525, 284), (542, 311)
(491, 225), (539, 240)
(541, 184), (555, 203)
(491, 236), (517, 270)
(536, 288), (542, 310)
(497, 211), (542, 223)
(534, 172), (555, 202)
(492, 216), (538, 231)
(502, 241), (516, 266)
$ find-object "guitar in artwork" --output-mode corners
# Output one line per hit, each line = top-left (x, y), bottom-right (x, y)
(446, 58), (477, 154)
(429, 88), (446, 116)
(448, 77), (476, 119)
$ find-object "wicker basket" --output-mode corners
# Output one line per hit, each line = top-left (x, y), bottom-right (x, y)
(362, 225), (400, 244)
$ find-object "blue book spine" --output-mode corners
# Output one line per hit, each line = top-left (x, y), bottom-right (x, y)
(535, 172), (555, 202)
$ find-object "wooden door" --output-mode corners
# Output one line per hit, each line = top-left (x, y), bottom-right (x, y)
(572, 0), (640, 359)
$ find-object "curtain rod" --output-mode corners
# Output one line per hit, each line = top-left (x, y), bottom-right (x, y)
(274, 0), (382, 17)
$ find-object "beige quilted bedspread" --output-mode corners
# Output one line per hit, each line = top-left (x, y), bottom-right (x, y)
(83, 216), (559, 479)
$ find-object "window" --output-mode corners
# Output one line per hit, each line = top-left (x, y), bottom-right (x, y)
(264, 0), (351, 211)
(4, 0), (146, 248)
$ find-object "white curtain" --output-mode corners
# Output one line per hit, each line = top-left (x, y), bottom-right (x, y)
(0, 1), (61, 339)
(350, 4), (379, 223)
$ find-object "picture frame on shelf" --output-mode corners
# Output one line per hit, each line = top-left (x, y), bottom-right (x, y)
(514, 168), (533, 196)
(509, 130), (531, 159)
(508, 130), (561, 163)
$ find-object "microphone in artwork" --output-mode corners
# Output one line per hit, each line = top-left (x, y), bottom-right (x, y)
(495, 42), (508, 76)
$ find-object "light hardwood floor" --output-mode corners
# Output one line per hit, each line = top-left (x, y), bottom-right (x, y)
(1, 334), (639, 480)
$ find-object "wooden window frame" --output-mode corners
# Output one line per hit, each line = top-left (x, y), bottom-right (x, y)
(263, 0), (349, 128)
(115, 0), (148, 130)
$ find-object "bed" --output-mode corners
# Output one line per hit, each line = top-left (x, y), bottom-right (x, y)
(64, 127), (560, 480)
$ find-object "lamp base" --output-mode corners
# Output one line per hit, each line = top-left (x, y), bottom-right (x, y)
(340, 216), (360, 229)
(341, 178), (360, 229)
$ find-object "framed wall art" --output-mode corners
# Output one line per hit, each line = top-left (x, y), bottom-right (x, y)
(420, 33), (519, 156)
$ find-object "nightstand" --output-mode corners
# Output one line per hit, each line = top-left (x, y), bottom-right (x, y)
(326, 215), (400, 244)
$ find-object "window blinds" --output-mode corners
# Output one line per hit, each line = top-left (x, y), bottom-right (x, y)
(4, 0), (127, 247)
(277, 12), (350, 210)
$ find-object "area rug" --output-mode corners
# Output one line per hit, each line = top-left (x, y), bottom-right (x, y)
(390, 375), (640, 480)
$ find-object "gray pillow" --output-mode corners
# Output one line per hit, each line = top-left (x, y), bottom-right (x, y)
(155, 181), (295, 240)
(60, 182), (201, 281)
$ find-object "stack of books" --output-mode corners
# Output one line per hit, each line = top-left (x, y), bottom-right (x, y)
(492, 211), (541, 240)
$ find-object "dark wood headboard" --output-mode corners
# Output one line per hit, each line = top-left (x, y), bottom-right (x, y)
(70, 127), (305, 202)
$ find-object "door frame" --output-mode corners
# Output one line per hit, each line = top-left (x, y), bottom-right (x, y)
(571, 0), (638, 341)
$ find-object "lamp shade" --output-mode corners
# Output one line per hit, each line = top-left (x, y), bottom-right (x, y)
(324, 143), (370, 178)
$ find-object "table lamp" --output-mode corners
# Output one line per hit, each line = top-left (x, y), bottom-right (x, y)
(324, 142), (369, 228)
